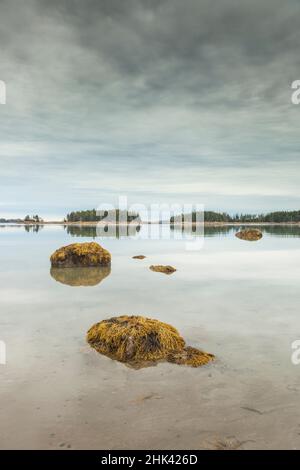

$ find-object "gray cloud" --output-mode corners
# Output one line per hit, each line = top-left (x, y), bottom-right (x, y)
(0, 0), (300, 217)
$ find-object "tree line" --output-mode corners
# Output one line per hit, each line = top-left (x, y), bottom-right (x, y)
(170, 210), (300, 223)
(66, 209), (141, 223)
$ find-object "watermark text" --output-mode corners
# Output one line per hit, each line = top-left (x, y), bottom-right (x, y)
(0, 80), (6, 104)
(291, 80), (300, 104)
(291, 340), (300, 365)
(0, 340), (6, 365)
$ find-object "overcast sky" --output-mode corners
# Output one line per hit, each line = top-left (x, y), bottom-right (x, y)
(1, 0), (300, 219)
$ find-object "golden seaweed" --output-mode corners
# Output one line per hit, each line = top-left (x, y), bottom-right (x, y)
(235, 229), (263, 241)
(50, 242), (111, 267)
(149, 265), (176, 274)
(87, 315), (214, 369)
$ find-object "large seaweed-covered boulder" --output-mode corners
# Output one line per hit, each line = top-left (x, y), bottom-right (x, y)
(50, 266), (111, 286)
(50, 242), (111, 267)
(87, 315), (214, 369)
(235, 229), (263, 241)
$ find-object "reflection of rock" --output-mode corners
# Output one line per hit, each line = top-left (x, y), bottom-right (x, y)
(133, 255), (146, 259)
(87, 315), (214, 369)
(149, 265), (176, 274)
(50, 242), (111, 267)
(50, 266), (111, 287)
(235, 229), (263, 241)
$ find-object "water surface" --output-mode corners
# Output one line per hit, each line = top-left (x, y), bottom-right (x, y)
(1, 224), (300, 449)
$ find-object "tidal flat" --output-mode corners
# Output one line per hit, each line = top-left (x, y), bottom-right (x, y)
(1, 224), (300, 449)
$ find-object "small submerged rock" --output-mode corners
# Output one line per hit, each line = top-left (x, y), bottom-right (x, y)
(235, 229), (263, 241)
(149, 265), (176, 275)
(50, 242), (111, 267)
(132, 255), (146, 259)
(50, 266), (111, 287)
(87, 315), (214, 369)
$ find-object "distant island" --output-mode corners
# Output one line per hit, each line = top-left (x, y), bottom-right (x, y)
(170, 210), (300, 224)
(0, 214), (43, 224)
(2, 209), (300, 225)
(66, 209), (141, 224)
(0, 210), (140, 225)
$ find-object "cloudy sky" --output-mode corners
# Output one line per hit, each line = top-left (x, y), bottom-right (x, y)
(1, 0), (300, 219)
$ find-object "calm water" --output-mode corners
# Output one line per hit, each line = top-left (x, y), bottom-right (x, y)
(1, 224), (300, 449)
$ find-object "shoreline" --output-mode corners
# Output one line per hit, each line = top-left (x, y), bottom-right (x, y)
(1, 221), (300, 227)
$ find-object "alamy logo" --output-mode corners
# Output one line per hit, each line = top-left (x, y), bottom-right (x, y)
(0, 340), (6, 365)
(95, 196), (205, 251)
(291, 340), (300, 365)
(0, 80), (6, 104)
(291, 80), (300, 105)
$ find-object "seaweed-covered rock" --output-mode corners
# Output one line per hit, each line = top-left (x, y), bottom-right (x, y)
(167, 346), (214, 368)
(235, 229), (263, 241)
(87, 315), (214, 369)
(50, 266), (111, 286)
(149, 265), (176, 274)
(133, 255), (146, 259)
(50, 242), (111, 267)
